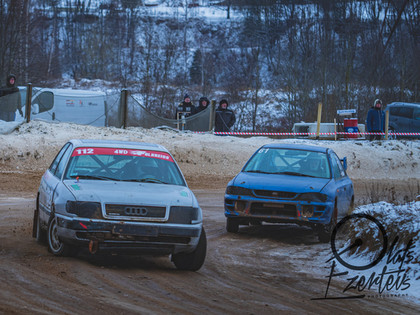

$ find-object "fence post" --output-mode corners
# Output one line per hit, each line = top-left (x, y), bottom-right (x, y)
(334, 118), (337, 141)
(120, 89), (128, 129)
(210, 100), (216, 132)
(316, 102), (322, 139)
(385, 110), (389, 140)
(25, 83), (32, 123)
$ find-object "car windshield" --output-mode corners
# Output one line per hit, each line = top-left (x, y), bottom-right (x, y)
(64, 147), (186, 186)
(243, 148), (331, 179)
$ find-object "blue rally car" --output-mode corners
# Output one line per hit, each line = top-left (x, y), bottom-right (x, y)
(224, 144), (354, 242)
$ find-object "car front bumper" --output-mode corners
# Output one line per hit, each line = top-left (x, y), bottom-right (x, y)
(55, 214), (202, 255)
(224, 194), (334, 226)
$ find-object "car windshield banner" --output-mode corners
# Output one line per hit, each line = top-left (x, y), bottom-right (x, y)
(71, 147), (174, 162)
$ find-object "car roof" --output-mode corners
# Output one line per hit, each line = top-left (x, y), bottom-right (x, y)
(387, 102), (420, 108)
(68, 139), (169, 152)
(260, 143), (329, 153)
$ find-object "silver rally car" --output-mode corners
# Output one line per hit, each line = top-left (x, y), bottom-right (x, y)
(33, 139), (206, 271)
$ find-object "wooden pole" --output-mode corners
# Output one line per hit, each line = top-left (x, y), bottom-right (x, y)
(120, 89), (128, 129)
(334, 118), (337, 141)
(316, 102), (322, 139)
(385, 110), (389, 140)
(25, 83), (32, 123)
(210, 100), (216, 131)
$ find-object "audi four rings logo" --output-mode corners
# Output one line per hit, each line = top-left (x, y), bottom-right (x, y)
(125, 207), (148, 216)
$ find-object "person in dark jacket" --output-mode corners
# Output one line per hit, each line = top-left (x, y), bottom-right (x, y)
(366, 98), (385, 141)
(215, 99), (236, 133)
(0, 74), (22, 122)
(175, 94), (195, 119)
(196, 96), (210, 113)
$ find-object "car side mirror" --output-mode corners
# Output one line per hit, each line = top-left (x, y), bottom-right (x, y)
(341, 157), (347, 171)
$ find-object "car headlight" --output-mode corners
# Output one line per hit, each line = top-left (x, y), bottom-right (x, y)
(66, 201), (102, 218)
(168, 206), (199, 224)
(299, 192), (328, 203)
(226, 186), (253, 196)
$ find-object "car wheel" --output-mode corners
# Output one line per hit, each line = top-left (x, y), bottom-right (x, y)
(317, 204), (338, 243)
(226, 218), (239, 233)
(47, 216), (77, 256)
(172, 228), (207, 271)
(34, 209), (47, 244)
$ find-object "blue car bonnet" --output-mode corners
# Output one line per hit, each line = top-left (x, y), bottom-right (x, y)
(232, 172), (331, 193)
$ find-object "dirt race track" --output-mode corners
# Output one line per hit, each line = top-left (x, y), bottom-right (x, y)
(0, 171), (419, 314)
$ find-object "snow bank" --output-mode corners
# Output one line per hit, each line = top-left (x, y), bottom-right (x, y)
(0, 120), (23, 135)
(1, 120), (419, 183)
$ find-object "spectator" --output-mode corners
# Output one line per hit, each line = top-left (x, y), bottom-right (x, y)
(196, 96), (210, 113)
(0, 74), (22, 122)
(215, 99), (236, 133)
(366, 98), (385, 141)
(175, 94), (195, 119)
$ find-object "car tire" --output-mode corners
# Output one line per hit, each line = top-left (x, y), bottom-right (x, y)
(34, 209), (47, 244)
(172, 227), (207, 271)
(32, 209), (38, 238)
(226, 218), (239, 233)
(47, 216), (77, 256)
(317, 204), (338, 243)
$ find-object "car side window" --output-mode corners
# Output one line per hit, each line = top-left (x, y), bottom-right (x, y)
(398, 107), (414, 119)
(55, 144), (73, 179)
(389, 107), (400, 116)
(331, 154), (346, 179)
(49, 143), (70, 176)
(33, 91), (54, 113)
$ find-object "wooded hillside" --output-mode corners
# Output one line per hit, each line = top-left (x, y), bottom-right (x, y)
(1, 0), (419, 131)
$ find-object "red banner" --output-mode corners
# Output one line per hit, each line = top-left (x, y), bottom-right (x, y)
(71, 147), (174, 162)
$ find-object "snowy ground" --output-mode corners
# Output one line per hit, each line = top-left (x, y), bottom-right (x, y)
(0, 120), (419, 308)
(2, 120), (420, 185)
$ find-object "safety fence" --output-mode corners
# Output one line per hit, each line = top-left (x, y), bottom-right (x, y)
(209, 131), (420, 137)
(2, 85), (419, 139)
(116, 93), (215, 131)
(12, 86), (214, 132)
(14, 84), (121, 127)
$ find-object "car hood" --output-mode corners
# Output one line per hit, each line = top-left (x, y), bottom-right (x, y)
(232, 172), (330, 193)
(64, 180), (195, 206)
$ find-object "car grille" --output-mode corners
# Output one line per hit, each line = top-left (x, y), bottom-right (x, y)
(253, 190), (297, 199)
(105, 204), (166, 218)
(250, 202), (296, 217)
